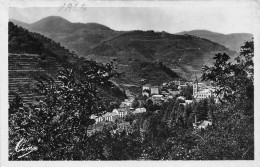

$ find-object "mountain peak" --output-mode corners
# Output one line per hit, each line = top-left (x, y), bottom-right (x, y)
(176, 30), (224, 36)
(24, 16), (112, 33)
(30, 16), (73, 33)
(175, 29), (253, 52)
(32, 16), (71, 24)
(83, 22), (112, 31)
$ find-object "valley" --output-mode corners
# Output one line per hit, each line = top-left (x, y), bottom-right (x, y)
(8, 15), (254, 160)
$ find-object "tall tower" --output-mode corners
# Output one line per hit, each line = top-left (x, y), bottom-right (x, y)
(193, 76), (198, 97)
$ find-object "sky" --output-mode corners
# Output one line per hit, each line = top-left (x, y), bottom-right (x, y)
(9, 1), (259, 34)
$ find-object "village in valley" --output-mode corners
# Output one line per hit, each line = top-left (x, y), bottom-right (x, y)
(88, 77), (218, 136)
(8, 52), (217, 137)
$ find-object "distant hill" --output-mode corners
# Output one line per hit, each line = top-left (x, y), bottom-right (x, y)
(89, 30), (236, 81)
(30, 16), (112, 33)
(9, 19), (30, 29)
(10, 16), (122, 56)
(176, 30), (253, 52)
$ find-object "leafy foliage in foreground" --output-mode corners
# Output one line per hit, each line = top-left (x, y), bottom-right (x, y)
(202, 40), (254, 116)
(72, 99), (253, 160)
(9, 60), (117, 160)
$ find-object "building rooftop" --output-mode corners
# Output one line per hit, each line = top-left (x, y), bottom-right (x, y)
(143, 84), (151, 87)
(103, 112), (117, 117)
(152, 94), (163, 97)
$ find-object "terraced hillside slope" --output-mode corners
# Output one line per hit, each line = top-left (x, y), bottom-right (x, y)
(8, 54), (63, 103)
(8, 22), (126, 104)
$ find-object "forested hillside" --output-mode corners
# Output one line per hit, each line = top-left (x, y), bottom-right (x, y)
(10, 16), (122, 55)
(89, 30), (236, 81)
(8, 22), (126, 104)
(9, 21), (75, 65)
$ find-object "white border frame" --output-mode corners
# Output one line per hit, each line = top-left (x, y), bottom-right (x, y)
(1, 0), (260, 166)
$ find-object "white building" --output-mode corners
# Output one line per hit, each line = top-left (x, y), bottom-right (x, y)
(168, 90), (180, 97)
(103, 112), (118, 122)
(185, 100), (193, 105)
(142, 91), (150, 97)
(178, 85), (188, 90)
(172, 80), (181, 85)
(162, 82), (168, 86)
(120, 100), (133, 108)
(193, 120), (212, 130)
(193, 77), (213, 100)
(177, 96), (185, 101)
(152, 95), (163, 101)
(151, 86), (159, 95)
(91, 111), (119, 123)
(90, 115), (103, 124)
(142, 84), (151, 96)
(142, 84), (151, 92)
(133, 108), (146, 114)
(117, 108), (129, 118)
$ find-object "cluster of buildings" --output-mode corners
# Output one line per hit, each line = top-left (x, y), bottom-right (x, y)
(141, 78), (217, 131)
(178, 77), (219, 106)
(91, 101), (147, 124)
(87, 77), (219, 135)
(159, 77), (218, 102)
(142, 79), (191, 104)
(87, 98), (147, 136)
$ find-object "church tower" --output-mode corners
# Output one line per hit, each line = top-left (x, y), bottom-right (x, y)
(193, 76), (198, 97)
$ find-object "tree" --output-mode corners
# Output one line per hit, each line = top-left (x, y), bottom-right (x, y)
(195, 99), (209, 121)
(197, 41), (254, 160)
(180, 85), (193, 100)
(9, 61), (117, 160)
(202, 40), (254, 116)
(132, 98), (140, 108)
(9, 94), (24, 114)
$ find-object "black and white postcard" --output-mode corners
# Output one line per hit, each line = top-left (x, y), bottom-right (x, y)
(0, 0), (259, 166)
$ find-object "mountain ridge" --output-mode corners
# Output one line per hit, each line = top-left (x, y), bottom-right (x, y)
(176, 30), (253, 52)
(10, 16), (119, 56)
(10, 16), (253, 53)
(11, 16), (250, 82)
(87, 30), (236, 82)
